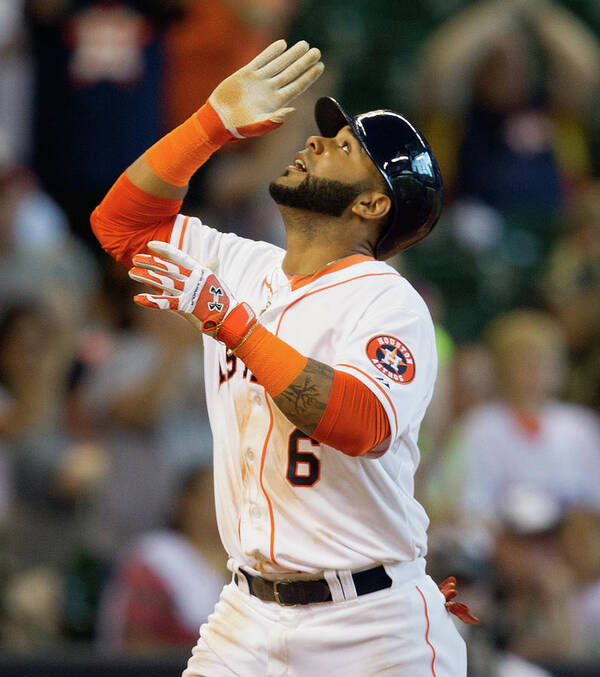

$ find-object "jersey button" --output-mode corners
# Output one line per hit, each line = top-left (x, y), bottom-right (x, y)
(246, 448), (255, 462)
(252, 393), (262, 405)
(250, 504), (261, 520)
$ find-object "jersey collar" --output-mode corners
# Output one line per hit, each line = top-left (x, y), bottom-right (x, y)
(285, 254), (375, 291)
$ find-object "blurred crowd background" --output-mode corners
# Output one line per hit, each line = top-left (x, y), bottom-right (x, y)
(1, 0), (600, 675)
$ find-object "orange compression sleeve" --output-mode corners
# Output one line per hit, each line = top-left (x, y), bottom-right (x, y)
(312, 369), (391, 457)
(234, 325), (391, 457)
(144, 102), (233, 186)
(91, 174), (182, 267)
(233, 324), (308, 398)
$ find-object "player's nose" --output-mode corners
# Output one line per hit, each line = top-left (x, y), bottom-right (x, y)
(306, 135), (325, 154)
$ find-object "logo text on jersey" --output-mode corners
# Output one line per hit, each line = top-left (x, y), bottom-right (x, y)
(366, 335), (415, 384)
(208, 285), (224, 312)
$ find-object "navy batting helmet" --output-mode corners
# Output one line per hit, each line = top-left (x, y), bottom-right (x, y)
(314, 97), (443, 260)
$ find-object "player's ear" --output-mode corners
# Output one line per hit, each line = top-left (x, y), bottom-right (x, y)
(351, 191), (391, 222)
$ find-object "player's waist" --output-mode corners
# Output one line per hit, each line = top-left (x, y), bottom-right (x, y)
(232, 557), (426, 606)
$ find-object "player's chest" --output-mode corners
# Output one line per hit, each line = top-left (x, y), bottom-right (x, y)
(257, 285), (359, 356)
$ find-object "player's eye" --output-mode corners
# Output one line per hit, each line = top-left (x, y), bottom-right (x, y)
(340, 142), (350, 154)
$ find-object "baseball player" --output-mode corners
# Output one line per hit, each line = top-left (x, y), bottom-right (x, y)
(91, 39), (476, 676)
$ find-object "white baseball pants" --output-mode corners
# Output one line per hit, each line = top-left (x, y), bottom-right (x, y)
(182, 561), (467, 677)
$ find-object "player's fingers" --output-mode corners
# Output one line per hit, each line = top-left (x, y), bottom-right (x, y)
(247, 39), (287, 70)
(259, 40), (309, 77)
(133, 293), (179, 311)
(276, 62), (325, 102)
(128, 267), (184, 293)
(132, 253), (191, 279)
(271, 47), (321, 88)
(268, 107), (296, 124)
(147, 241), (199, 272)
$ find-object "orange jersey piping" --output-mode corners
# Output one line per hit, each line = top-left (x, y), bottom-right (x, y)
(274, 272), (399, 337)
(178, 215), (189, 249)
(416, 585), (437, 677)
(286, 254), (374, 291)
(260, 394), (278, 565)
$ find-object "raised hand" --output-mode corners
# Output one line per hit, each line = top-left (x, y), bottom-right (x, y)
(209, 39), (324, 138)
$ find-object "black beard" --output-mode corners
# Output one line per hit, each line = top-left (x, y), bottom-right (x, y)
(269, 174), (369, 217)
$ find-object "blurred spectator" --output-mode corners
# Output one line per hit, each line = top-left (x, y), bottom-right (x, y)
(543, 181), (600, 410)
(0, 301), (97, 570)
(0, 153), (100, 323)
(0, 565), (63, 649)
(0, 302), (70, 438)
(490, 490), (581, 663)
(420, 341), (497, 523)
(410, 0), (600, 340)
(419, 0), (600, 201)
(0, 125), (105, 647)
(96, 465), (226, 654)
(76, 267), (212, 554)
(0, 151), (107, 642)
(0, 0), (32, 166)
(457, 310), (600, 554)
(560, 509), (600, 658)
(25, 0), (180, 251)
(161, 0), (298, 130)
(0, 299), (107, 649)
(450, 342), (497, 421)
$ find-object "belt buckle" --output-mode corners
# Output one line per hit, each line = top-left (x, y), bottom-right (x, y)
(273, 579), (296, 607)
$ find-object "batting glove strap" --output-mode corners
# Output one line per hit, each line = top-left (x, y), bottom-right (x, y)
(217, 303), (259, 352)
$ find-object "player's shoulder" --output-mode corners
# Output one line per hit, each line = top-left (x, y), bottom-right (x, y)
(347, 258), (433, 320)
(330, 258), (423, 301)
(174, 213), (285, 261)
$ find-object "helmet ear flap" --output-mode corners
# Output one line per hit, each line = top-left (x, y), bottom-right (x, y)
(314, 97), (443, 259)
(375, 178), (442, 258)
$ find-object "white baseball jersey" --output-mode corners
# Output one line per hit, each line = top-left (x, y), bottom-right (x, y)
(168, 213), (438, 576)
(460, 401), (600, 523)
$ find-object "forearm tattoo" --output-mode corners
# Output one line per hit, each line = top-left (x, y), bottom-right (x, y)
(273, 358), (334, 435)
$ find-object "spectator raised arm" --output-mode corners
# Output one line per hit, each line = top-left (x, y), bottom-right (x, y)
(418, 0), (600, 114)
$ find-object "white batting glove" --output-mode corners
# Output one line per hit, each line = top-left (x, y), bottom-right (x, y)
(129, 241), (258, 350)
(209, 39), (324, 139)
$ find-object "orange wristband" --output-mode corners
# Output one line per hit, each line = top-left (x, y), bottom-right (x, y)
(216, 303), (257, 349)
(233, 324), (308, 398)
(144, 102), (233, 186)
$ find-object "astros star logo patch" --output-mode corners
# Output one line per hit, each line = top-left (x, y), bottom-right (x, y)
(366, 335), (415, 384)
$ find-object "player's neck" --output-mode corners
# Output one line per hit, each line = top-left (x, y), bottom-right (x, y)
(281, 211), (373, 275)
(282, 237), (371, 275)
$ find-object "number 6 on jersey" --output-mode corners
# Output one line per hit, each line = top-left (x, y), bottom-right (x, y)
(286, 429), (321, 486)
